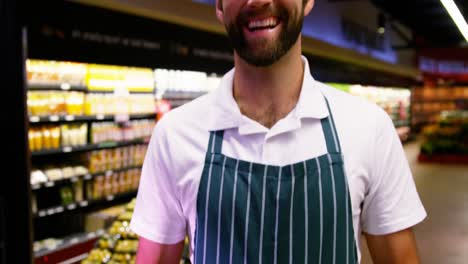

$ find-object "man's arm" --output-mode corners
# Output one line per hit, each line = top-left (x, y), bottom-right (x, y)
(135, 236), (185, 264)
(365, 228), (420, 264)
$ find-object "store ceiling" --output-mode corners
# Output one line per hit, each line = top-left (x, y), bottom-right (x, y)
(371, 0), (468, 48)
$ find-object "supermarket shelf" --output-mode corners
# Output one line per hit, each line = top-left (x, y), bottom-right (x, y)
(418, 153), (468, 164)
(31, 165), (142, 191)
(394, 120), (410, 128)
(160, 90), (207, 100)
(31, 139), (149, 157)
(28, 113), (156, 124)
(412, 110), (444, 117)
(34, 191), (137, 219)
(28, 83), (88, 92)
(27, 84), (154, 94)
(34, 229), (104, 258)
(87, 90), (154, 94)
(412, 98), (468, 103)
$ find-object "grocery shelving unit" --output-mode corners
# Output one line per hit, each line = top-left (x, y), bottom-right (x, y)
(411, 85), (468, 130)
(17, 1), (422, 263)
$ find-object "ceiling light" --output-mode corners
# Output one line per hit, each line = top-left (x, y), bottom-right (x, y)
(440, 0), (468, 42)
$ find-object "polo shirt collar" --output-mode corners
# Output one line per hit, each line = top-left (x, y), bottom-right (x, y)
(208, 56), (329, 133)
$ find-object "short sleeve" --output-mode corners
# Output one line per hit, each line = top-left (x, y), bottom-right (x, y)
(130, 120), (186, 244)
(361, 109), (426, 235)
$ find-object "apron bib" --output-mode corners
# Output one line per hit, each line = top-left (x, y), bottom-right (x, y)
(194, 96), (358, 264)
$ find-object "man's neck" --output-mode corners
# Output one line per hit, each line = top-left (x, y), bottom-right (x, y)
(233, 41), (304, 129)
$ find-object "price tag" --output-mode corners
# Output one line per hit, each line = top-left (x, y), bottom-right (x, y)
(63, 146), (72, 153)
(65, 115), (75, 121)
(106, 195), (115, 201)
(60, 83), (71, 90)
(31, 184), (41, 190)
(87, 232), (96, 239)
(29, 116), (40, 123)
(47, 208), (55, 215)
(70, 177), (78, 183)
(49, 115), (59, 122)
(69, 238), (79, 244)
(79, 201), (89, 207)
(97, 229), (105, 236)
(55, 206), (64, 213)
(45, 182), (55, 188)
(84, 174), (92, 180)
(38, 210), (46, 217)
(96, 114), (105, 120)
(67, 204), (77, 210)
(105, 170), (113, 177)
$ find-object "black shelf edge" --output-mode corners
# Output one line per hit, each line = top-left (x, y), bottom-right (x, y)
(31, 138), (149, 157)
(28, 83), (87, 92)
(89, 90), (154, 94)
(27, 84), (154, 94)
(34, 191), (137, 219)
(31, 165), (142, 191)
(34, 229), (106, 258)
(28, 113), (156, 124)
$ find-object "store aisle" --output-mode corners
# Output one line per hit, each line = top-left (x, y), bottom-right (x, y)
(361, 140), (468, 264)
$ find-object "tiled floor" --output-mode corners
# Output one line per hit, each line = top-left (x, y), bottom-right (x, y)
(361, 140), (468, 263)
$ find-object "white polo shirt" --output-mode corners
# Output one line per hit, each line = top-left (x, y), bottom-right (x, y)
(130, 56), (426, 262)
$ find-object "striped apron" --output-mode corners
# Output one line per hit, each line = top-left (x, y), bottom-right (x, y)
(194, 96), (358, 264)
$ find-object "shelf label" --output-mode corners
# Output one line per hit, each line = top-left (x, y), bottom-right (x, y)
(79, 201), (89, 207)
(70, 177), (78, 183)
(63, 146), (72, 153)
(60, 83), (71, 90)
(106, 195), (115, 201)
(47, 208), (55, 215)
(115, 113), (130, 122)
(96, 229), (105, 236)
(69, 238), (79, 244)
(87, 232), (96, 239)
(105, 170), (113, 177)
(45, 182), (55, 188)
(84, 174), (92, 180)
(55, 206), (64, 213)
(65, 115), (75, 121)
(96, 114), (105, 120)
(31, 184), (41, 190)
(67, 203), (77, 210)
(49, 115), (59, 122)
(38, 210), (46, 217)
(29, 116), (40, 123)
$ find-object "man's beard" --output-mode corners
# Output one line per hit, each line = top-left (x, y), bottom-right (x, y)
(225, 4), (304, 67)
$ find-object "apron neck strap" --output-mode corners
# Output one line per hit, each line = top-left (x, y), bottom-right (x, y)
(321, 95), (342, 153)
(207, 130), (224, 154)
(207, 96), (342, 155)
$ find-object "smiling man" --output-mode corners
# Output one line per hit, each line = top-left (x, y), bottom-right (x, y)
(130, 0), (427, 263)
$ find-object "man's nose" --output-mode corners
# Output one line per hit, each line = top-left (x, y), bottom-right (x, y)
(245, 0), (273, 9)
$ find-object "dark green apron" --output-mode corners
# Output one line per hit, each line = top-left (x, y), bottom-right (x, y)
(194, 96), (358, 264)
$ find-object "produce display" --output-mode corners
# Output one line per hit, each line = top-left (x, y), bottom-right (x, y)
(88, 145), (147, 173)
(28, 91), (85, 116)
(154, 68), (221, 95)
(27, 60), (87, 87)
(81, 199), (139, 264)
(420, 110), (468, 156)
(84, 94), (156, 116)
(412, 86), (468, 127)
(81, 199), (190, 264)
(29, 124), (87, 151)
(91, 120), (155, 144)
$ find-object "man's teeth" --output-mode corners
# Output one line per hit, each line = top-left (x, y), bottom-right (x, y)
(248, 18), (278, 30)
